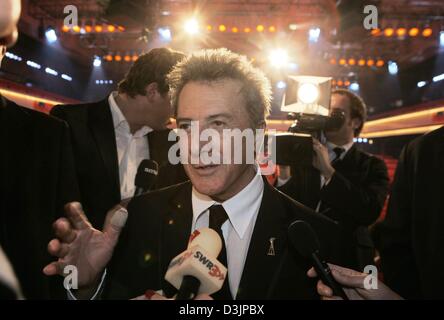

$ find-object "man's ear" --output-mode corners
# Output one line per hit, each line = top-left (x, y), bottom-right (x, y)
(145, 83), (159, 101)
(351, 118), (362, 132)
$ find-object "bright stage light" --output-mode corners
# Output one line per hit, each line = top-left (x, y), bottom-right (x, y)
(268, 49), (289, 68)
(45, 28), (57, 43)
(308, 27), (320, 42)
(349, 82), (360, 91)
(433, 73), (444, 82)
(93, 56), (102, 67)
(184, 18), (199, 35)
(417, 81), (426, 88)
(388, 61), (398, 75)
(297, 83), (319, 104)
(276, 81), (287, 89)
(158, 27), (172, 42)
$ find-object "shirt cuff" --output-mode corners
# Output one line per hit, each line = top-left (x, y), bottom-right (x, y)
(67, 269), (107, 300)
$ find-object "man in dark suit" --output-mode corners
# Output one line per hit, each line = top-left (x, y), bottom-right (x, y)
(278, 89), (389, 271)
(50, 48), (188, 229)
(44, 49), (354, 300)
(1, 3), (79, 298)
(377, 126), (444, 299)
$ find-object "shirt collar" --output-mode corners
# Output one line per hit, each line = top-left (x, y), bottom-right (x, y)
(192, 171), (264, 239)
(326, 140), (354, 158)
(109, 92), (127, 129)
(108, 91), (153, 137)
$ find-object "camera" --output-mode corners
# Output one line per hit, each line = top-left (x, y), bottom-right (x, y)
(270, 75), (345, 166)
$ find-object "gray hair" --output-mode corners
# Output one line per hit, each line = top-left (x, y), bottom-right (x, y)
(167, 48), (272, 127)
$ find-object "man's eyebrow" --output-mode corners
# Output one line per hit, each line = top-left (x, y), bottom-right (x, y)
(206, 113), (233, 121)
(176, 117), (192, 123)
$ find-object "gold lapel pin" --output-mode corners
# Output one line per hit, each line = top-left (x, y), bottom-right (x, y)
(267, 237), (276, 256)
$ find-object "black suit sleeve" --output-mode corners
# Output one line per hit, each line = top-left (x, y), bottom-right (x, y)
(378, 144), (421, 299)
(320, 156), (389, 226)
(56, 120), (80, 213)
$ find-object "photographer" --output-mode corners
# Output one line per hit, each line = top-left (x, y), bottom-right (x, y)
(278, 89), (389, 271)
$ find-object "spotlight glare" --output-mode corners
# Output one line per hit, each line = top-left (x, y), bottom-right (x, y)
(244, 27), (251, 33)
(440, 31), (444, 47)
(308, 27), (321, 42)
(422, 28), (433, 37)
(376, 60), (385, 67)
(61, 74), (72, 81)
(184, 18), (199, 35)
(276, 81), (287, 89)
(158, 27), (172, 42)
(388, 61), (398, 75)
(256, 25), (265, 32)
(268, 49), (289, 68)
(45, 28), (58, 43)
(349, 82), (360, 91)
(384, 28), (394, 37)
(417, 81), (427, 88)
(297, 83), (319, 104)
(26, 60), (41, 69)
(409, 27), (419, 37)
(219, 25), (226, 32)
(45, 67), (58, 76)
(288, 62), (298, 71)
(289, 24), (298, 31)
(93, 56), (102, 67)
(433, 73), (444, 82)
(396, 28), (407, 37)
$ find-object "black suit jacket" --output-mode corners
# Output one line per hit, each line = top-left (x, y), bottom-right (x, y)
(377, 126), (444, 299)
(0, 96), (79, 299)
(50, 99), (188, 228)
(278, 144), (389, 270)
(103, 179), (354, 300)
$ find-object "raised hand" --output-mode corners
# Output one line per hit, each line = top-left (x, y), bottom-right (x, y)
(43, 202), (128, 290)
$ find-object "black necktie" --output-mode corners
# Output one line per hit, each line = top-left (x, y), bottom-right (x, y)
(332, 147), (345, 165)
(209, 205), (232, 300)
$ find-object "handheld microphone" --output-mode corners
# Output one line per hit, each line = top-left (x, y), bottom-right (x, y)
(288, 220), (349, 300)
(164, 228), (227, 300)
(134, 159), (158, 196)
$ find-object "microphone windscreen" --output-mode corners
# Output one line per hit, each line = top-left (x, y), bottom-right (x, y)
(188, 228), (222, 258)
(287, 220), (320, 258)
(135, 159), (158, 189)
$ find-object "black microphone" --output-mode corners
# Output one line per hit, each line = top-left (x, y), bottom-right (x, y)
(133, 159), (158, 196)
(288, 220), (349, 300)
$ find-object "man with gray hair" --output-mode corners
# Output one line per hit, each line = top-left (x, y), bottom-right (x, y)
(44, 48), (353, 300)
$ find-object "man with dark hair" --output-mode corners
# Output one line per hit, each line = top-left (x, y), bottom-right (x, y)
(278, 89), (389, 271)
(50, 48), (188, 228)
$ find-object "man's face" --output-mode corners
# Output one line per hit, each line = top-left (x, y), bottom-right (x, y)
(176, 79), (256, 201)
(145, 89), (173, 130)
(325, 93), (359, 143)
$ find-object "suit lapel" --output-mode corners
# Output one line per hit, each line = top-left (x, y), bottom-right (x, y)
(333, 144), (358, 172)
(160, 182), (194, 296)
(236, 180), (289, 299)
(88, 100), (120, 199)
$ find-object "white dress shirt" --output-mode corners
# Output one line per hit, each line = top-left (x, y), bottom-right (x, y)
(108, 92), (153, 199)
(191, 172), (264, 299)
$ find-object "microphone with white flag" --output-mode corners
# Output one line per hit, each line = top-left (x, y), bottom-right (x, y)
(164, 228), (227, 300)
